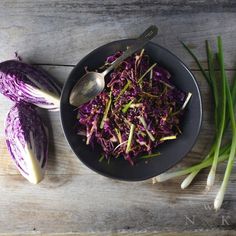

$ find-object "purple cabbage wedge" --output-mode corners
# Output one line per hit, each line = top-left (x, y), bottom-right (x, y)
(5, 102), (49, 184)
(0, 60), (61, 111)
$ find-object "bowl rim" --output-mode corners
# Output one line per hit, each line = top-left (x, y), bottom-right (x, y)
(60, 39), (203, 181)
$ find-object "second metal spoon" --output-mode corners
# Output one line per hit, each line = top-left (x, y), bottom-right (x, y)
(69, 25), (158, 107)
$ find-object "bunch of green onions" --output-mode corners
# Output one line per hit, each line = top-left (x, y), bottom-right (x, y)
(152, 36), (236, 210)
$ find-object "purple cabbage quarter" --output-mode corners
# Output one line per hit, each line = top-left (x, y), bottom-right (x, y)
(0, 60), (61, 111)
(5, 102), (49, 184)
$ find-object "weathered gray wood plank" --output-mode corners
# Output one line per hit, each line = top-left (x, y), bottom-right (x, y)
(0, 1), (236, 235)
(0, 174), (235, 234)
(0, 1), (235, 69)
(0, 65), (236, 234)
(1, 232), (236, 236)
(0, 232), (236, 236)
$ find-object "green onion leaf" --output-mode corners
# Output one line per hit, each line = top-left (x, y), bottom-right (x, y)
(206, 40), (219, 128)
(207, 37), (227, 189)
(181, 41), (211, 85)
(214, 36), (236, 210)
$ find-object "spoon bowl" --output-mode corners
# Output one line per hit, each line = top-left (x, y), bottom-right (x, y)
(69, 72), (105, 106)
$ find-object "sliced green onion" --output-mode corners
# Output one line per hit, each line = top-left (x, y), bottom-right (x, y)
(138, 63), (157, 84)
(149, 68), (153, 88)
(114, 128), (122, 144)
(139, 49), (145, 57)
(125, 124), (135, 153)
(172, 92), (192, 116)
(99, 155), (104, 162)
(115, 80), (131, 102)
(122, 99), (134, 113)
(113, 140), (128, 152)
(100, 91), (112, 129)
(86, 122), (96, 145)
(160, 135), (177, 141)
(136, 49), (145, 69)
(141, 91), (159, 98)
(140, 152), (161, 159)
(158, 80), (174, 89)
(181, 92), (192, 110)
(139, 116), (155, 141)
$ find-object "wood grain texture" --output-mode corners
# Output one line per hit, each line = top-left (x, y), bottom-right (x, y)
(0, 67), (236, 235)
(0, 1), (236, 235)
(0, 174), (235, 234)
(0, 1), (235, 69)
(1, 232), (236, 236)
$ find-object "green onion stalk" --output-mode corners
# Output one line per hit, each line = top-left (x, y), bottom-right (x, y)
(154, 37), (236, 209)
(214, 37), (236, 210)
(207, 37), (227, 189)
(180, 40), (236, 189)
(182, 40), (236, 189)
(155, 145), (230, 182)
(179, 41), (219, 189)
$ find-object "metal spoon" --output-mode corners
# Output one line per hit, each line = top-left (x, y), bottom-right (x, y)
(69, 25), (158, 107)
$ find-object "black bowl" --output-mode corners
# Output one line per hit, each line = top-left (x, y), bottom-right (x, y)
(60, 39), (202, 181)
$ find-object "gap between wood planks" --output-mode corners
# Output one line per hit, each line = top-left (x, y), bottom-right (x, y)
(32, 63), (236, 71)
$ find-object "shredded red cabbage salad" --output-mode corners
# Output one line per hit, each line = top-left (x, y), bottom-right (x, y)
(77, 50), (189, 165)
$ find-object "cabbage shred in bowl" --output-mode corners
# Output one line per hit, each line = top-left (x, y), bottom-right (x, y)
(76, 50), (190, 165)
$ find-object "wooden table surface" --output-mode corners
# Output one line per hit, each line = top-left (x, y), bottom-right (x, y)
(0, 1), (236, 235)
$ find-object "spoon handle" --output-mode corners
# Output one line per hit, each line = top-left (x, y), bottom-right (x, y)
(101, 25), (158, 76)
